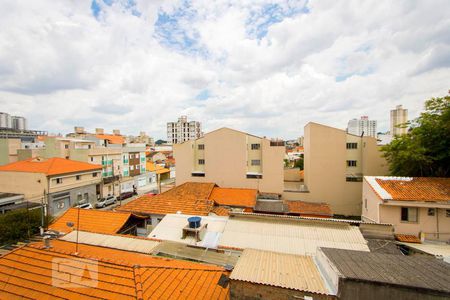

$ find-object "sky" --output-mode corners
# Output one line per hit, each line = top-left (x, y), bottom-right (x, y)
(0, 0), (449, 140)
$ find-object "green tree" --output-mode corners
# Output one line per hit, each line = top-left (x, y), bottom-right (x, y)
(0, 208), (43, 245)
(382, 93), (450, 177)
(294, 158), (304, 170)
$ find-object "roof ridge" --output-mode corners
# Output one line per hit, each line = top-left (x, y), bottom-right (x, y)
(133, 265), (144, 300)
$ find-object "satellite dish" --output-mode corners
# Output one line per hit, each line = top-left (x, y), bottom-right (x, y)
(66, 222), (74, 227)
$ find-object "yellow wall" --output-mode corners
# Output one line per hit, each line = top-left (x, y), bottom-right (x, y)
(0, 171), (47, 201)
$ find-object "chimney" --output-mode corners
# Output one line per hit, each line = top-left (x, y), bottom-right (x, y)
(113, 129), (121, 135)
(95, 128), (104, 134)
(43, 236), (52, 249)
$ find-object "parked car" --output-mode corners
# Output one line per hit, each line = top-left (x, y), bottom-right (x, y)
(118, 191), (134, 200)
(95, 195), (117, 208)
(75, 203), (93, 209)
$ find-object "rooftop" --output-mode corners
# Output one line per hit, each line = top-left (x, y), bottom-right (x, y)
(286, 200), (333, 217)
(0, 157), (102, 176)
(146, 161), (170, 174)
(118, 182), (216, 216)
(208, 187), (257, 208)
(320, 247), (450, 295)
(95, 133), (125, 144)
(218, 214), (369, 256)
(0, 240), (230, 299)
(49, 208), (144, 235)
(230, 248), (330, 295)
(365, 176), (450, 202)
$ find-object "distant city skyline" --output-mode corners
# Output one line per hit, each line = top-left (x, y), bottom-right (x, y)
(0, 1), (449, 139)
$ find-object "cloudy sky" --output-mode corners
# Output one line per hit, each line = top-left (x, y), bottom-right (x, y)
(0, 0), (449, 139)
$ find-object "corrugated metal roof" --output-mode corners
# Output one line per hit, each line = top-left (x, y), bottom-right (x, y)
(230, 248), (330, 295)
(61, 231), (160, 254)
(398, 241), (450, 259)
(219, 215), (369, 256)
(148, 214), (228, 248)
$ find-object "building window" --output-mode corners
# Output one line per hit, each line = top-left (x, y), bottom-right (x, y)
(198, 144), (205, 150)
(84, 193), (89, 201)
(401, 207), (418, 222)
(64, 144), (69, 149)
(77, 193), (82, 202)
(76, 175), (81, 180)
(251, 143), (260, 150)
(346, 160), (357, 167)
(191, 172), (205, 177)
(90, 157), (94, 162)
(346, 176), (362, 182)
(92, 172), (98, 177)
(446, 210), (450, 218)
(130, 165), (134, 170)
(346, 143), (358, 149)
(56, 178), (62, 184)
(246, 174), (262, 179)
(88, 145), (92, 149)
(251, 160), (261, 166)
(428, 208), (435, 216)
(198, 159), (205, 165)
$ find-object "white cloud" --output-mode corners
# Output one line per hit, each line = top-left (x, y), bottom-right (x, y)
(0, 0), (449, 139)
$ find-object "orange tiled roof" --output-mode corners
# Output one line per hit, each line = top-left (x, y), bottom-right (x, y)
(0, 157), (102, 176)
(286, 201), (333, 217)
(209, 187), (257, 208)
(49, 208), (141, 234)
(95, 134), (125, 144)
(118, 182), (216, 216)
(395, 234), (422, 244)
(0, 240), (229, 300)
(146, 161), (170, 174)
(211, 206), (230, 216)
(375, 177), (450, 202)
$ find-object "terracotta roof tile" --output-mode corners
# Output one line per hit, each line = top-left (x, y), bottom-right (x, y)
(118, 182), (216, 216)
(211, 206), (230, 216)
(286, 201), (333, 217)
(0, 240), (229, 300)
(395, 234), (422, 243)
(49, 208), (140, 235)
(209, 187), (257, 208)
(146, 162), (170, 174)
(374, 177), (450, 202)
(0, 157), (102, 176)
(95, 134), (125, 144)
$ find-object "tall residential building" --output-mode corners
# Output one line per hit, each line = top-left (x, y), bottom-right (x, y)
(167, 116), (202, 144)
(174, 127), (285, 193)
(284, 122), (389, 216)
(347, 116), (377, 137)
(390, 105), (408, 135)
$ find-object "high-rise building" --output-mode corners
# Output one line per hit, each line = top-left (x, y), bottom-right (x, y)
(347, 116), (377, 138)
(167, 116), (202, 144)
(390, 105), (408, 136)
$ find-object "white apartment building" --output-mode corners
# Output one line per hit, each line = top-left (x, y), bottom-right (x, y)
(167, 116), (202, 144)
(347, 116), (377, 138)
(390, 105), (408, 136)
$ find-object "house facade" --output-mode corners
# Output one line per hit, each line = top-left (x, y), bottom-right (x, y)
(174, 127), (285, 194)
(362, 176), (450, 241)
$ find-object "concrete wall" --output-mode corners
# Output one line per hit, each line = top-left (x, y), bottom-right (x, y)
(0, 171), (47, 201)
(338, 279), (449, 300)
(0, 138), (20, 165)
(174, 128), (284, 194)
(361, 179), (381, 223)
(284, 168), (301, 182)
(297, 123), (388, 216)
(49, 183), (98, 216)
(230, 280), (335, 300)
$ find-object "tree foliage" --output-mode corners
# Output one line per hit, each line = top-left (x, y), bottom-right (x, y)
(0, 208), (43, 245)
(382, 93), (450, 177)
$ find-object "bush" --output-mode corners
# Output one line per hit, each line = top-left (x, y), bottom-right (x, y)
(0, 208), (43, 245)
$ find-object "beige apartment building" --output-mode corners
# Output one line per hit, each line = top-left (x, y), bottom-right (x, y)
(390, 105), (408, 136)
(0, 157), (102, 216)
(287, 122), (388, 216)
(0, 138), (21, 165)
(363, 176), (450, 241)
(174, 128), (284, 194)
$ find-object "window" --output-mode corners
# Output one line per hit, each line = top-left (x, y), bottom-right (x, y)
(346, 176), (362, 182)
(56, 178), (62, 184)
(251, 160), (261, 166)
(246, 174), (262, 179)
(346, 160), (357, 167)
(401, 207), (418, 222)
(198, 159), (205, 165)
(428, 208), (435, 216)
(76, 175), (81, 180)
(77, 193), (82, 201)
(198, 144), (205, 150)
(192, 172), (205, 177)
(251, 143), (260, 150)
(88, 145), (92, 149)
(130, 165), (134, 170)
(84, 193), (89, 201)
(92, 172), (98, 177)
(90, 157), (94, 162)
(446, 210), (450, 218)
(346, 142), (358, 149)
(64, 144), (69, 149)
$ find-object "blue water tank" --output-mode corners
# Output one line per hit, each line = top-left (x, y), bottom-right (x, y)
(187, 216), (202, 228)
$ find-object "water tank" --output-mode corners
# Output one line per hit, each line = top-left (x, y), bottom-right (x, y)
(187, 216), (201, 228)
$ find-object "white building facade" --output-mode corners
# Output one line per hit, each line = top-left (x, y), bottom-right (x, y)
(167, 116), (202, 144)
(347, 116), (377, 138)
